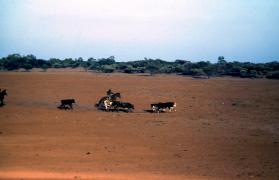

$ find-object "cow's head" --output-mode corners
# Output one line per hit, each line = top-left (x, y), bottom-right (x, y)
(152, 105), (158, 112)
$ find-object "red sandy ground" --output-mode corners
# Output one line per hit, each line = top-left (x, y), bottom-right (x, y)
(0, 72), (278, 180)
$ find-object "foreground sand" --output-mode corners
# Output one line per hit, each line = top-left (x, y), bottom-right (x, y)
(0, 72), (278, 180)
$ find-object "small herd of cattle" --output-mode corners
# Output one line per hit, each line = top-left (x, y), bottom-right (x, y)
(95, 89), (135, 112)
(0, 89), (176, 113)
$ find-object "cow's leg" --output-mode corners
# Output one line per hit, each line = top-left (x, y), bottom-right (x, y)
(0, 98), (4, 105)
(62, 104), (67, 110)
(58, 103), (63, 109)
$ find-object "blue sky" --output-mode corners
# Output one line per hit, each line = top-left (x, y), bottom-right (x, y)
(0, 0), (279, 62)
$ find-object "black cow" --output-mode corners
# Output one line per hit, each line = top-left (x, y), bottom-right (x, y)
(111, 101), (134, 112)
(151, 102), (176, 112)
(58, 99), (75, 110)
(0, 89), (7, 106)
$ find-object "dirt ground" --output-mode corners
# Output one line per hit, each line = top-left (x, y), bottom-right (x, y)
(0, 71), (278, 180)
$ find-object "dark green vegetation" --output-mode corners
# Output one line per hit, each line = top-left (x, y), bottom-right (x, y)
(0, 54), (278, 79)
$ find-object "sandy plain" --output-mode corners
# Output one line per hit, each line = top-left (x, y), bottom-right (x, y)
(0, 71), (278, 179)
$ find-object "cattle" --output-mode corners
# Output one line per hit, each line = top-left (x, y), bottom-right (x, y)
(111, 101), (134, 112)
(0, 89), (7, 106)
(57, 99), (75, 110)
(96, 91), (121, 111)
(96, 96), (109, 109)
(151, 102), (176, 113)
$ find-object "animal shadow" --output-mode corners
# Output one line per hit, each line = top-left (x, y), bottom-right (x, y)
(143, 109), (166, 113)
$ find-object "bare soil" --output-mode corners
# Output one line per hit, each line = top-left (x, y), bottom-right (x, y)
(0, 72), (278, 180)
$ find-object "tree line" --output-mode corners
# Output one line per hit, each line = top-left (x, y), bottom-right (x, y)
(0, 54), (278, 79)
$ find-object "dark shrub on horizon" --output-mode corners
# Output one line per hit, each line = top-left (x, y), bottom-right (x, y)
(0, 54), (278, 79)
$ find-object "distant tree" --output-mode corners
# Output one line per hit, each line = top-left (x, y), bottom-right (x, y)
(0, 53), (278, 79)
(250, 70), (258, 78)
(53, 63), (64, 68)
(175, 65), (184, 74)
(218, 56), (225, 62)
(175, 59), (189, 65)
(50, 58), (63, 68)
(122, 66), (134, 73)
(98, 56), (115, 65)
(190, 68), (207, 76)
(240, 68), (248, 78)
(41, 64), (49, 72)
(181, 62), (193, 75)
(80, 61), (90, 70)
(25, 54), (37, 66)
(159, 66), (173, 74)
(88, 57), (96, 62)
(117, 64), (128, 71)
(266, 71), (279, 79)
(7, 54), (21, 61)
(63, 58), (75, 67)
(146, 64), (159, 75)
(23, 63), (33, 71)
(194, 61), (210, 69)
(100, 65), (115, 73)
(76, 57), (83, 62)
(4, 60), (19, 70)
(203, 64), (215, 77)
(37, 59), (46, 68)
(217, 56), (227, 75)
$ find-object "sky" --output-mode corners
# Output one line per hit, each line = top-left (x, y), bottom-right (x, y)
(0, 0), (279, 62)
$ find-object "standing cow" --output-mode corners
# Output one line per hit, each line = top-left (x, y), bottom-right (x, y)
(0, 89), (7, 106)
(57, 99), (76, 110)
(151, 102), (176, 113)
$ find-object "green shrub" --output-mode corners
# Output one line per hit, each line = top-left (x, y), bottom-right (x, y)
(266, 71), (279, 79)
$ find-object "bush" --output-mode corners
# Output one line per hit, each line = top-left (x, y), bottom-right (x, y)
(190, 68), (207, 76)
(266, 71), (279, 79)
(41, 64), (49, 71)
(0, 54), (278, 79)
(98, 56), (115, 65)
(99, 65), (115, 73)
(159, 66), (173, 73)
(53, 63), (64, 68)
(250, 70), (258, 78)
(240, 68), (248, 78)
(102, 68), (114, 73)
(23, 64), (33, 71)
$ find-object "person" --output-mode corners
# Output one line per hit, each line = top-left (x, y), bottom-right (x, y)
(106, 89), (113, 96)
